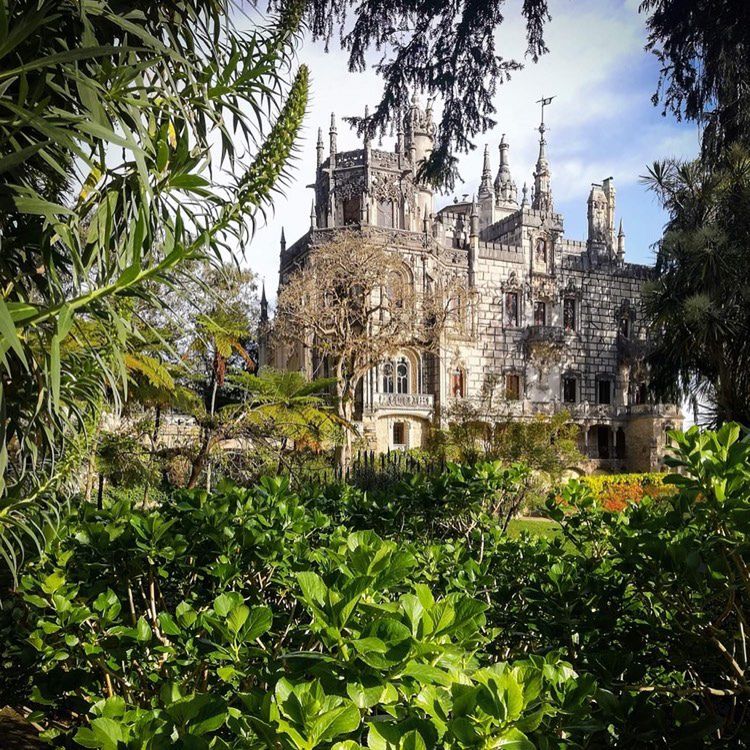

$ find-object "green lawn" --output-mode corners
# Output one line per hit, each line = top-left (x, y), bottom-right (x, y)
(506, 517), (561, 540)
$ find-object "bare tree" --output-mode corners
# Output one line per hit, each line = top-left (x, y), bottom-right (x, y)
(273, 230), (460, 468)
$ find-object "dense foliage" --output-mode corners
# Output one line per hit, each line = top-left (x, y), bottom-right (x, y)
(644, 147), (750, 426)
(1, 424), (749, 747)
(0, 0), (308, 573)
(640, 0), (750, 163)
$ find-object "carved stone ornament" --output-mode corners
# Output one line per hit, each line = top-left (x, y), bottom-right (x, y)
(337, 174), (366, 200)
(370, 170), (403, 202)
(503, 271), (522, 292)
(532, 277), (557, 301)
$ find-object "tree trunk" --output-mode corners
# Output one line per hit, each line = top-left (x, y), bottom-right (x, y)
(152, 404), (161, 444)
(205, 377), (219, 492)
(187, 428), (212, 489)
(336, 390), (355, 471)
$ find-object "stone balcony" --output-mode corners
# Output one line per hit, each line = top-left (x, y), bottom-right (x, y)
(524, 325), (565, 345)
(370, 392), (435, 413)
(468, 400), (680, 422)
(617, 333), (647, 364)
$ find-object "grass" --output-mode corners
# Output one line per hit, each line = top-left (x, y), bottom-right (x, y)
(507, 517), (561, 540)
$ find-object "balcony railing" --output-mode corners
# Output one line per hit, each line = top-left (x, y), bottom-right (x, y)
(372, 393), (435, 411)
(524, 325), (565, 346)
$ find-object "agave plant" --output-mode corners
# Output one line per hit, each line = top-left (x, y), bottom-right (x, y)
(0, 0), (309, 578)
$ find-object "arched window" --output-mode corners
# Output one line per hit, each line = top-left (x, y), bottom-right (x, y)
(396, 357), (409, 394)
(382, 362), (394, 394)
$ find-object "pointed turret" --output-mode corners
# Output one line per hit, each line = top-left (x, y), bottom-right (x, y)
(532, 97), (554, 212)
(617, 219), (625, 262)
(260, 280), (268, 324)
(520, 182), (529, 208)
(494, 134), (517, 209)
(329, 112), (337, 167)
(280, 227), (286, 253)
(310, 199), (316, 229)
(316, 127), (324, 168)
(478, 144), (493, 200)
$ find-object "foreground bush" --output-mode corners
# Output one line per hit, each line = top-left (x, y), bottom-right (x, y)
(0, 475), (594, 748)
(1, 425), (749, 746)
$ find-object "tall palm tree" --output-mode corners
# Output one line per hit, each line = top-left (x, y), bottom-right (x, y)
(643, 147), (750, 426)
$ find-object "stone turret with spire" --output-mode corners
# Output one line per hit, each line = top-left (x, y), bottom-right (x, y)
(532, 97), (554, 213)
(494, 134), (518, 218)
(477, 144), (495, 229)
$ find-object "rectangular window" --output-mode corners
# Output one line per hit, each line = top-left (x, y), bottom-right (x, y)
(377, 199), (394, 228)
(505, 292), (519, 327)
(619, 316), (630, 338)
(563, 298), (576, 331)
(392, 421), (406, 446)
(505, 373), (521, 401)
(598, 379), (612, 405)
(343, 197), (360, 225)
(563, 376), (577, 404)
(533, 301), (546, 326)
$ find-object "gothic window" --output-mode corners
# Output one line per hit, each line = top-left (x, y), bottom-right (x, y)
(597, 378), (612, 405)
(563, 376), (577, 404)
(563, 297), (576, 331)
(533, 301), (546, 326)
(619, 316), (630, 338)
(392, 421), (406, 446)
(505, 373), (521, 401)
(343, 196), (360, 225)
(505, 292), (519, 327)
(382, 362), (394, 394)
(396, 357), (409, 394)
(377, 199), (394, 228)
(451, 368), (465, 398)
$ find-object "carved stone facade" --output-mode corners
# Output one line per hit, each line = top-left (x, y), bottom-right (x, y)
(265, 100), (682, 472)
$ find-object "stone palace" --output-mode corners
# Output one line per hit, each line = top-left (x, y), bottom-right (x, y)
(262, 98), (682, 471)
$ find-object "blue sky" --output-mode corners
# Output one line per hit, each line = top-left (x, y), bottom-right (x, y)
(247, 0), (699, 297)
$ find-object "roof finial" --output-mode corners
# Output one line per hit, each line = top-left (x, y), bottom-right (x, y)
(329, 112), (337, 164)
(310, 199), (316, 229)
(494, 133), (517, 205)
(260, 280), (268, 324)
(478, 144), (493, 200)
(533, 96), (555, 212)
(316, 127), (324, 168)
(280, 226), (286, 252)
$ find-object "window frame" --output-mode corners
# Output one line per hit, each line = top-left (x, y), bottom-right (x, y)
(505, 373), (521, 401)
(504, 291), (519, 327)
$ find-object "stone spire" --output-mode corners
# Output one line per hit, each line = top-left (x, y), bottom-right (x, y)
(520, 182), (528, 208)
(478, 144), (493, 201)
(316, 127), (324, 168)
(617, 219), (625, 261)
(329, 112), (337, 167)
(363, 105), (371, 150)
(260, 280), (268, 324)
(494, 134), (517, 206)
(532, 97), (554, 212)
(310, 199), (316, 229)
(280, 226), (286, 252)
